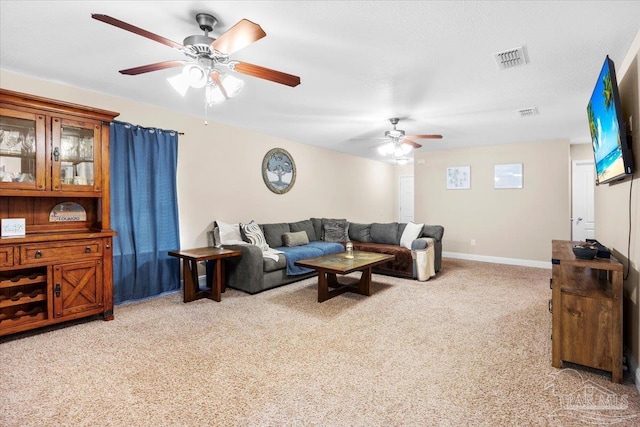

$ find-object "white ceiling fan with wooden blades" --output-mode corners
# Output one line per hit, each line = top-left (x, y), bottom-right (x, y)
(91, 12), (300, 103)
(373, 118), (442, 157)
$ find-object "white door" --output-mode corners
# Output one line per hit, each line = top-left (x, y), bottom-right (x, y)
(399, 175), (414, 223)
(572, 160), (595, 241)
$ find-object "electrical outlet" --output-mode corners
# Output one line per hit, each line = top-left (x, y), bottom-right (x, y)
(471, 239), (476, 246)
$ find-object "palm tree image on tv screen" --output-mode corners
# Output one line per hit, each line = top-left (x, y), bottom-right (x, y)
(587, 56), (633, 185)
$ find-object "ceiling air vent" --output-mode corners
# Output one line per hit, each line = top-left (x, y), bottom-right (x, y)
(494, 46), (528, 70)
(518, 107), (539, 117)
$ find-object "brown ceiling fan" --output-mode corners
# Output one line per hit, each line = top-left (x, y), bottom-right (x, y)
(91, 13), (301, 94)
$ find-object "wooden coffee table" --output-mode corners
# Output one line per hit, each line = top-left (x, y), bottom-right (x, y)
(295, 251), (395, 302)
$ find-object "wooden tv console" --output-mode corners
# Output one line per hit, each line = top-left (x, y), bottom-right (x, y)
(551, 239), (623, 383)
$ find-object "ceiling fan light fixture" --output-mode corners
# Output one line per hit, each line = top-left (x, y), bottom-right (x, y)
(167, 72), (191, 96)
(183, 63), (208, 88)
(378, 142), (394, 156)
(396, 158), (409, 165)
(394, 146), (406, 157)
(205, 84), (226, 105)
(401, 143), (413, 155)
(221, 74), (244, 98)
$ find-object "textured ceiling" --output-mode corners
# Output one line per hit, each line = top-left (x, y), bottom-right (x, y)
(1, 1), (640, 163)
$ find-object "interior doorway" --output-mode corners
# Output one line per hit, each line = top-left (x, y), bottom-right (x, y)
(571, 160), (595, 241)
(399, 175), (414, 223)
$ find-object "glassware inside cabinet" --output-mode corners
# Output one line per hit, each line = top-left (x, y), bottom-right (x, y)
(0, 115), (36, 183)
(60, 125), (94, 186)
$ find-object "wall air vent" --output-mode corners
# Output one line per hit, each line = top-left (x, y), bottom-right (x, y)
(494, 46), (528, 70)
(518, 107), (539, 117)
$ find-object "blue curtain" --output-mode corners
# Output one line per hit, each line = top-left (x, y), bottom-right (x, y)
(110, 121), (180, 304)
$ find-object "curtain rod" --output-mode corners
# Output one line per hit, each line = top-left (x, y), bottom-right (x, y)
(109, 120), (184, 135)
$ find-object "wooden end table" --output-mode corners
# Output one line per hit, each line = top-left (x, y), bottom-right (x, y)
(168, 247), (241, 303)
(295, 251), (395, 302)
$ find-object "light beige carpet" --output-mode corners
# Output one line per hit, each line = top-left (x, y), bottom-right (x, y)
(1, 259), (639, 426)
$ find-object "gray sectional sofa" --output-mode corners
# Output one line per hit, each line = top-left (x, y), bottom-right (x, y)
(207, 218), (444, 295)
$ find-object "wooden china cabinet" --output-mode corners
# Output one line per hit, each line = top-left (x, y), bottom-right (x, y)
(0, 89), (119, 337)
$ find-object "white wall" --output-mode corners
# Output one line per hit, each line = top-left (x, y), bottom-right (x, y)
(414, 139), (571, 264)
(594, 30), (640, 372)
(0, 71), (397, 249)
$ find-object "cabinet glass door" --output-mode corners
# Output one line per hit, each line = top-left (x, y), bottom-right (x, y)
(0, 108), (46, 191)
(52, 118), (101, 192)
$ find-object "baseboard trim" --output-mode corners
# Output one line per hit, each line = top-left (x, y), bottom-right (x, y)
(443, 251), (551, 269)
(627, 351), (640, 394)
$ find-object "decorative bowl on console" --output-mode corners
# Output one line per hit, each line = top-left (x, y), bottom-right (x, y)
(572, 243), (598, 260)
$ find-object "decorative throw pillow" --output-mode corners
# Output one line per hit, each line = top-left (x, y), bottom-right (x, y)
(400, 222), (424, 249)
(323, 220), (349, 242)
(216, 220), (244, 244)
(241, 220), (269, 250)
(321, 218), (346, 241)
(282, 231), (310, 247)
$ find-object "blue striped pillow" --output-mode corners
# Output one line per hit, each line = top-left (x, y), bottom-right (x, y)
(241, 221), (269, 250)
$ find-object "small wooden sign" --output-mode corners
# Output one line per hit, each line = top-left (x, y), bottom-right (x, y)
(49, 202), (87, 222)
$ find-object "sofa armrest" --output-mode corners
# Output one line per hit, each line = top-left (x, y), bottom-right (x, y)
(225, 244), (264, 280)
(412, 236), (443, 273)
(411, 237), (434, 250)
(206, 244), (265, 294)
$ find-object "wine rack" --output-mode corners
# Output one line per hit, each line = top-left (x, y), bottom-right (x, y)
(0, 268), (48, 330)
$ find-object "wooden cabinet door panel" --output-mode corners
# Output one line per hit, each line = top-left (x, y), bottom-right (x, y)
(0, 246), (14, 268)
(51, 117), (102, 193)
(0, 107), (47, 191)
(53, 260), (103, 318)
(561, 292), (613, 370)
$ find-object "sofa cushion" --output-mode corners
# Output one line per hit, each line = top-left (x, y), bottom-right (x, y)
(215, 220), (244, 244)
(370, 222), (399, 245)
(348, 222), (372, 242)
(323, 219), (349, 242)
(398, 223), (407, 239)
(289, 219), (317, 242)
(310, 218), (323, 242)
(261, 223), (291, 248)
(307, 241), (345, 256)
(400, 222), (424, 249)
(282, 231), (310, 247)
(263, 254), (287, 272)
(422, 224), (445, 242)
(241, 220), (269, 250)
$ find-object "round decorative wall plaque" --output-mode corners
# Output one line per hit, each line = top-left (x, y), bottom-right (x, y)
(262, 148), (296, 194)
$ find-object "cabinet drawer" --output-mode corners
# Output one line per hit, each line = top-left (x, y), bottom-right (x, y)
(0, 247), (14, 267)
(20, 240), (102, 265)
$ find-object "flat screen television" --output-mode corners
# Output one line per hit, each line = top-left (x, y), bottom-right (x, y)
(587, 56), (634, 185)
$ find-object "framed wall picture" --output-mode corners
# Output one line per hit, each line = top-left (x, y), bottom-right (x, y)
(262, 148), (296, 194)
(446, 166), (471, 190)
(494, 163), (523, 189)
